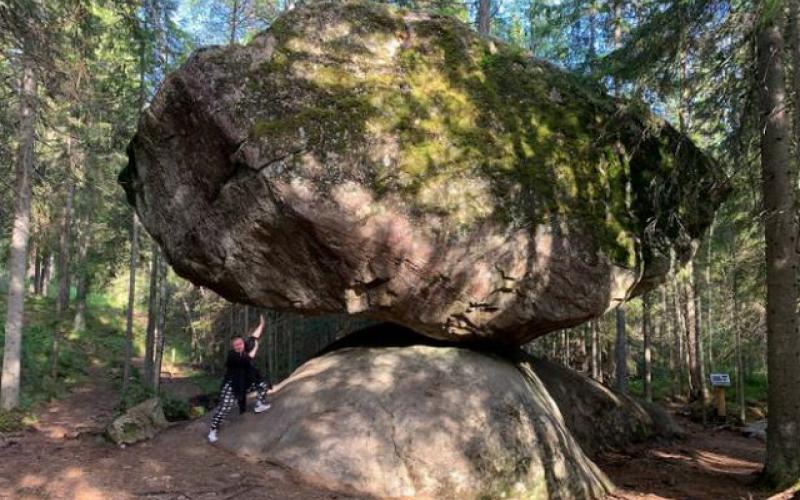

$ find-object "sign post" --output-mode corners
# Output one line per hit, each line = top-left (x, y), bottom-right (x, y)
(709, 373), (731, 418)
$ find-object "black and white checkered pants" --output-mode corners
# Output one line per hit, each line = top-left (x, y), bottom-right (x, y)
(210, 380), (269, 430)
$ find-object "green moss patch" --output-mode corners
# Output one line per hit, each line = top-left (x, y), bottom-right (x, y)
(239, 1), (723, 269)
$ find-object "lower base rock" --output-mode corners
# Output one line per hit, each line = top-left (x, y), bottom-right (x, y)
(218, 342), (613, 499)
(532, 358), (685, 456)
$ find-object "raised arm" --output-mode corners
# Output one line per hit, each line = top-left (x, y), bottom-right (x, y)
(247, 315), (266, 358)
(250, 314), (265, 339)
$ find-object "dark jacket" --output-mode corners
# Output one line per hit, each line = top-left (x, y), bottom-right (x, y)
(223, 336), (264, 399)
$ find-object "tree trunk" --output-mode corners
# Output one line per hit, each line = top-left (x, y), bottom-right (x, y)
(705, 225), (714, 372)
(678, 44), (690, 132)
(528, 0), (538, 56)
(477, 0), (491, 35)
(614, 306), (627, 393)
(661, 283), (675, 391)
(152, 255), (168, 392)
(680, 274), (698, 397)
(670, 269), (686, 397)
(612, 0), (622, 94)
(562, 330), (570, 367)
(1, 59), (37, 410)
(71, 214), (91, 333)
(41, 251), (52, 297)
(792, 0), (800, 158)
(182, 295), (198, 364)
(579, 324), (588, 373)
(124, 12), (148, 394)
(144, 245), (160, 389)
(55, 168), (75, 318)
(643, 292), (652, 402)
(33, 245), (42, 295)
(51, 136), (77, 380)
(122, 213), (139, 394)
(27, 243), (36, 293)
(590, 320), (602, 382)
(693, 254), (708, 423)
(730, 238), (746, 425)
(758, 7), (800, 484)
(229, 0), (239, 45)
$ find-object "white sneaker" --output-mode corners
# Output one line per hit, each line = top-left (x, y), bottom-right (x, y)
(207, 429), (218, 443)
(254, 402), (271, 413)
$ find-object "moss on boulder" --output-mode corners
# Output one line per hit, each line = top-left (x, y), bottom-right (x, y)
(122, 1), (726, 344)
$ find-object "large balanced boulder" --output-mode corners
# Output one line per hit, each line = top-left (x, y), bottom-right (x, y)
(121, 1), (726, 344)
(219, 340), (613, 498)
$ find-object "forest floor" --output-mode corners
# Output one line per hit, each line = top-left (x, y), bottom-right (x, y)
(0, 338), (792, 500)
(0, 364), (359, 500)
(598, 406), (797, 500)
(0, 359), (795, 499)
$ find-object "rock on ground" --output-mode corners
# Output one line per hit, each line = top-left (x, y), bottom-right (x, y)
(742, 420), (767, 442)
(106, 398), (169, 445)
(121, 1), (726, 345)
(217, 341), (613, 499)
(318, 323), (684, 457)
(532, 358), (685, 456)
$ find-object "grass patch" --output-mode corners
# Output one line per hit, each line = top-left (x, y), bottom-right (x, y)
(0, 408), (36, 432)
(0, 289), (145, 412)
(741, 372), (768, 403)
(628, 374), (675, 402)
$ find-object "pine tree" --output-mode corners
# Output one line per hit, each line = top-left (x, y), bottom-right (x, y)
(757, 1), (800, 485)
(0, 43), (38, 410)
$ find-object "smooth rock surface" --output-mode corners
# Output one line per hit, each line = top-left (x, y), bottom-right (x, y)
(218, 343), (613, 499)
(122, 1), (726, 344)
(319, 323), (685, 457)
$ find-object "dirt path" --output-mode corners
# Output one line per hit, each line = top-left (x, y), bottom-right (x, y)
(596, 414), (782, 500)
(0, 370), (363, 500)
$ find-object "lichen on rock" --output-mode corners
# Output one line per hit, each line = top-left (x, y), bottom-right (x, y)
(121, 0), (726, 344)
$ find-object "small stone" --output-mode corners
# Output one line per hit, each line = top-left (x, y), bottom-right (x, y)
(106, 398), (169, 446)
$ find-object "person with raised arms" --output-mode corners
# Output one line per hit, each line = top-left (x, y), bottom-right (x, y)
(208, 314), (271, 443)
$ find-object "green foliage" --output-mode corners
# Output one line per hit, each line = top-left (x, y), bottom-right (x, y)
(0, 296), (89, 406)
(0, 408), (33, 433)
(118, 377), (152, 413)
(628, 375), (673, 402)
(742, 372), (768, 404)
(190, 405), (207, 418)
(0, 290), (138, 411)
(161, 392), (192, 421)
